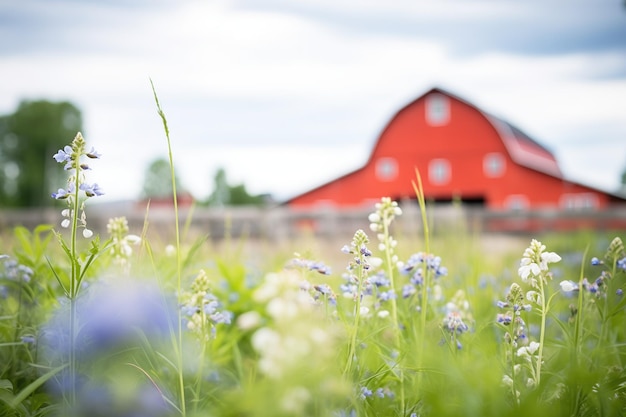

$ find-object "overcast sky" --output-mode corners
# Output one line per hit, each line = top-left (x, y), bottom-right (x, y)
(1, 0), (625, 203)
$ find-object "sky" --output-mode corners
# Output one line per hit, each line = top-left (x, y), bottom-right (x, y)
(1, 0), (626, 203)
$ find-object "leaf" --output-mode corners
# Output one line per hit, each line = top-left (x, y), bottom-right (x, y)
(54, 231), (72, 261)
(10, 364), (67, 409)
(0, 379), (13, 391)
(45, 256), (68, 297)
(13, 227), (34, 259)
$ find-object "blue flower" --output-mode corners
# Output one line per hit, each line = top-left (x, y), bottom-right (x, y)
(359, 386), (373, 400)
(86, 146), (102, 159)
(377, 289), (396, 302)
(497, 313), (512, 325)
(617, 257), (626, 271)
(591, 257), (602, 266)
(51, 187), (70, 199)
(79, 182), (104, 197)
(52, 182), (76, 200)
(314, 284), (332, 295)
(402, 284), (416, 298)
(370, 271), (390, 287)
(210, 311), (233, 325)
(53, 146), (73, 163)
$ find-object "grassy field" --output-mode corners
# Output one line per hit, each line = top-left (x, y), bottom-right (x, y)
(1, 192), (625, 417)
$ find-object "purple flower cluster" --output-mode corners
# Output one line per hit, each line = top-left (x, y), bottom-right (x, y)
(496, 283), (529, 347)
(286, 257), (332, 275)
(399, 252), (447, 299)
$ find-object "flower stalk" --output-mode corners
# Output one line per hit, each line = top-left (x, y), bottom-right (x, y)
(51, 132), (103, 412)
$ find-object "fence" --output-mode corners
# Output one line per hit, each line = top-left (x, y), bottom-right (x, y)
(2, 201), (626, 242)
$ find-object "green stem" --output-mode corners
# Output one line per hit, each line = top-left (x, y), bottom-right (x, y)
(151, 79), (186, 416)
(381, 219), (404, 412)
(536, 274), (548, 387)
(509, 334), (519, 405)
(68, 172), (81, 411)
(344, 253), (365, 376)
(413, 169), (431, 394)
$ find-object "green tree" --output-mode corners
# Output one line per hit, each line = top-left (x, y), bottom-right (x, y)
(206, 167), (266, 206)
(140, 157), (184, 199)
(0, 100), (82, 207)
(206, 168), (230, 207)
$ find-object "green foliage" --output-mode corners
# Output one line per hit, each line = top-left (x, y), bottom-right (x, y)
(0, 100), (82, 207)
(140, 157), (184, 199)
(206, 167), (266, 206)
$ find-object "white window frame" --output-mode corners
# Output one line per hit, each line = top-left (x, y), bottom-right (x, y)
(428, 158), (451, 185)
(504, 194), (529, 210)
(559, 193), (599, 210)
(425, 93), (450, 126)
(375, 157), (398, 181)
(483, 153), (506, 178)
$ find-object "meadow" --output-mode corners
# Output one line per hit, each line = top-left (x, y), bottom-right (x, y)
(1, 91), (625, 417)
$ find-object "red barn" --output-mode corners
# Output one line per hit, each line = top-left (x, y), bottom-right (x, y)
(286, 87), (625, 211)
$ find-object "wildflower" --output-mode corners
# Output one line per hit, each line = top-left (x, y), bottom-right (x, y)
(518, 239), (561, 287)
(106, 217), (141, 269)
(402, 284), (416, 298)
(1, 256), (34, 283)
(442, 311), (469, 334)
(559, 280), (579, 292)
(179, 270), (232, 340)
(86, 147), (101, 159)
(497, 313), (512, 325)
(286, 256), (332, 275)
(236, 311), (262, 330)
(401, 252), (448, 278)
(359, 386), (373, 400)
(79, 182), (105, 197)
(51, 132), (103, 238)
(53, 145), (73, 164)
(51, 187), (71, 200)
(497, 283), (528, 347)
(377, 310), (390, 318)
(618, 257), (626, 271)
(21, 335), (36, 344)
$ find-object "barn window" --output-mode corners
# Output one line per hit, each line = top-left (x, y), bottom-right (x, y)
(483, 153), (505, 177)
(559, 193), (598, 210)
(426, 94), (450, 126)
(429, 159), (451, 184)
(504, 195), (529, 210)
(376, 157), (398, 181)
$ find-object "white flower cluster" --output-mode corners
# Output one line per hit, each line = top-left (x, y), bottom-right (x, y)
(251, 271), (341, 380)
(106, 216), (141, 270)
(368, 197), (402, 257)
(518, 239), (561, 288)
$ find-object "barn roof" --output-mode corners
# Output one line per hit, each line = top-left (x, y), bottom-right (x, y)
(425, 87), (563, 178)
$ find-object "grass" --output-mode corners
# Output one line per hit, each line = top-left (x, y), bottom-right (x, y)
(0, 89), (625, 417)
